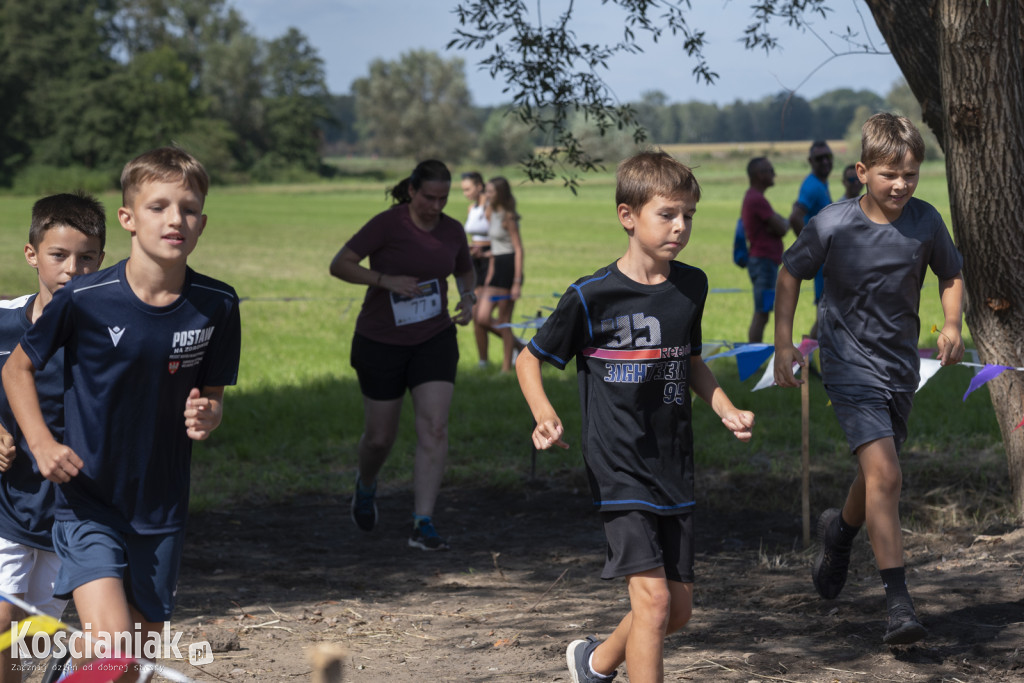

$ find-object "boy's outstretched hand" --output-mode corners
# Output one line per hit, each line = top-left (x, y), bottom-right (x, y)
(184, 387), (224, 441)
(0, 430), (15, 472)
(773, 344), (806, 387)
(721, 408), (755, 442)
(531, 417), (569, 451)
(936, 324), (965, 366)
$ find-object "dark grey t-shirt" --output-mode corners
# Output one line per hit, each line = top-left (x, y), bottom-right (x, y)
(782, 196), (962, 391)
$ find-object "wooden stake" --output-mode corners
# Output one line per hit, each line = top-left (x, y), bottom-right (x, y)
(801, 369), (811, 547)
(312, 644), (346, 683)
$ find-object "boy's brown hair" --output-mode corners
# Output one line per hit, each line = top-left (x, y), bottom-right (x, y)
(29, 191), (106, 250)
(120, 146), (210, 207)
(616, 150), (701, 211)
(860, 113), (925, 168)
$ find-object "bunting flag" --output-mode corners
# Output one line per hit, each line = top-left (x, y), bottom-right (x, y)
(0, 591), (197, 683)
(62, 657), (134, 683)
(0, 614), (67, 651)
(962, 364), (1014, 401)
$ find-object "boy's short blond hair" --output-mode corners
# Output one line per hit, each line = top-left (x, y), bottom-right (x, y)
(860, 113), (925, 168)
(121, 146), (210, 207)
(616, 150), (701, 211)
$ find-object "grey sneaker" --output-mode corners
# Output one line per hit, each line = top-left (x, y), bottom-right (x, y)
(350, 477), (378, 532)
(812, 508), (853, 599)
(883, 601), (927, 645)
(566, 636), (616, 683)
(408, 518), (449, 551)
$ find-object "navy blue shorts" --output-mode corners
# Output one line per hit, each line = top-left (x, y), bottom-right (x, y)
(52, 520), (185, 622)
(747, 257), (778, 313)
(825, 384), (914, 455)
(600, 510), (694, 582)
(351, 326), (459, 401)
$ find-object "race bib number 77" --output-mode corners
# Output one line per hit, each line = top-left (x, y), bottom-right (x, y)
(391, 279), (443, 326)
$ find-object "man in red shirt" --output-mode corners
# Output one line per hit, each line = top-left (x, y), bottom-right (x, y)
(741, 157), (790, 343)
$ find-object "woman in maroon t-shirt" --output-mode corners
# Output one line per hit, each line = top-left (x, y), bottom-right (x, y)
(330, 160), (475, 551)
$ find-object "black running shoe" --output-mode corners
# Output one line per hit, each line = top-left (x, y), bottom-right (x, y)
(811, 508), (853, 599)
(883, 601), (927, 645)
(408, 518), (449, 551)
(350, 477), (378, 532)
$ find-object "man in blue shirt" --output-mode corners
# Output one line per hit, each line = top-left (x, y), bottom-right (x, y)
(788, 141), (833, 339)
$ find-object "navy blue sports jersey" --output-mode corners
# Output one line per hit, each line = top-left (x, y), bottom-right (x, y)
(529, 261), (707, 514)
(0, 295), (63, 550)
(21, 260), (241, 534)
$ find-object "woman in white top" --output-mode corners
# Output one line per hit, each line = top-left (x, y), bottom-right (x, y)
(474, 176), (524, 372)
(461, 172), (491, 366)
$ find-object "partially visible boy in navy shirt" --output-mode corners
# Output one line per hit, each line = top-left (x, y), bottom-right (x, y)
(3, 147), (241, 674)
(0, 192), (105, 680)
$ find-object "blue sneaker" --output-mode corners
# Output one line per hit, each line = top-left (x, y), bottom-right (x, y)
(566, 636), (616, 682)
(408, 517), (449, 551)
(350, 477), (377, 532)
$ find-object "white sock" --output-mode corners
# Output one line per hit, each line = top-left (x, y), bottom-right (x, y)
(588, 651), (613, 680)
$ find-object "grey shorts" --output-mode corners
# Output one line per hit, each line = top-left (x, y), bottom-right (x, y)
(599, 510), (694, 582)
(825, 384), (914, 455)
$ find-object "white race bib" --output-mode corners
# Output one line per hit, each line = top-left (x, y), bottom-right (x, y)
(391, 279), (443, 326)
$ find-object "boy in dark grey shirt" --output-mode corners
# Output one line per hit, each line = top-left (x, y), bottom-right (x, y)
(773, 113), (964, 646)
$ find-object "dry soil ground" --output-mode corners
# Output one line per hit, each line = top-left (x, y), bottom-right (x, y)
(138, 466), (1024, 683)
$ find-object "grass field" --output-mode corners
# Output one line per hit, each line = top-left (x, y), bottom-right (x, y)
(0, 146), (1002, 513)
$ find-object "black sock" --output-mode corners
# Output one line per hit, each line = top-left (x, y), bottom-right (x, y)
(879, 566), (911, 604)
(836, 514), (861, 545)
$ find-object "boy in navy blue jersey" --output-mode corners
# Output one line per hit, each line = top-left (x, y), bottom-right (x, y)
(774, 113), (964, 645)
(0, 192), (105, 681)
(517, 150), (755, 683)
(2, 147), (241, 675)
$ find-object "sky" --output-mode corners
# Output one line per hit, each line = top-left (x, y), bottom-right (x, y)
(240, 0), (902, 106)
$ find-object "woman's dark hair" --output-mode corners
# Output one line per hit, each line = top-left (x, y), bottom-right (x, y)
(389, 160), (452, 204)
(461, 171), (484, 188)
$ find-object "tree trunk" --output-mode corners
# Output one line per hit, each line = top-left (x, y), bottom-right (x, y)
(866, 0), (1024, 519)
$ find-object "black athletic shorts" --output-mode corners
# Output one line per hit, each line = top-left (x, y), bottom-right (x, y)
(472, 255), (489, 291)
(350, 326), (459, 401)
(486, 253), (515, 289)
(600, 509), (694, 582)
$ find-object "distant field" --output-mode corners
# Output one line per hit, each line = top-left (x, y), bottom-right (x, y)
(0, 149), (993, 509)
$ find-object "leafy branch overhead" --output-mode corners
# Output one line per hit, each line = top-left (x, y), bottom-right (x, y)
(449, 0), (836, 188)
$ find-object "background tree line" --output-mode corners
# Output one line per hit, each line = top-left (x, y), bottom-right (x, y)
(0, 0), (330, 189)
(1, 1), (924, 192)
(328, 50), (935, 168)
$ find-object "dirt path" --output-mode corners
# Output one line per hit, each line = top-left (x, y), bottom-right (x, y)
(149, 479), (1024, 682)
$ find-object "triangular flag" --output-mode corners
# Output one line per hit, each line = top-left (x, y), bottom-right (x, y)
(962, 364), (1012, 401)
(62, 657), (135, 683)
(752, 353), (777, 391)
(0, 614), (68, 651)
(736, 345), (776, 381)
(917, 359), (943, 393)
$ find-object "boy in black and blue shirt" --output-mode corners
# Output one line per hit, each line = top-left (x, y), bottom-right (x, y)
(3, 147), (241, 674)
(517, 150), (755, 682)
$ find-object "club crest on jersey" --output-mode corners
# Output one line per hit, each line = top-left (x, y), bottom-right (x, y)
(108, 326), (125, 347)
(168, 360), (180, 374)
